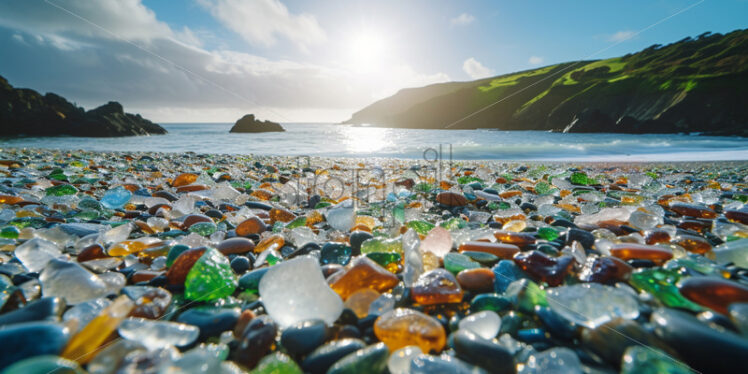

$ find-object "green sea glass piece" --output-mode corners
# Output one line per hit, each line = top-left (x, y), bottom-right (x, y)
(251, 352), (302, 374)
(629, 268), (702, 312)
(537, 227), (559, 241)
(361, 237), (403, 255)
(45, 184), (78, 196)
(185, 247), (237, 301)
(444, 252), (480, 274)
(621, 346), (692, 374)
(570, 172), (588, 185)
(406, 220), (435, 235)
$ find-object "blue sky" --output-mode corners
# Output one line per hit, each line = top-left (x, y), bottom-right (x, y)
(0, 0), (746, 122)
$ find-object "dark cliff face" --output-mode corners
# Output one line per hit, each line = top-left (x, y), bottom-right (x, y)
(229, 114), (285, 133)
(0, 75), (166, 137)
(345, 29), (748, 136)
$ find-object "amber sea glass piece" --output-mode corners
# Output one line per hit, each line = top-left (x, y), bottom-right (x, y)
(609, 244), (673, 265)
(250, 189), (274, 201)
(644, 230), (671, 245)
(355, 215), (377, 231)
(269, 208), (297, 224)
(77, 243), (109, 262)
(172, 173), (198, 187)
(253, 234), (284, 254)
(374, 308), (446, 353)
(725, 210), (748, 225)
(673, 234), (712, 254)
(130, 287), (172, 319)
(131, 270), (163, 283)
(329, 257), (399, 300)
(579, 256), (633, 284)
(305, 210), (324, 226)
(513, 251), (574, 286)
(679, 277), (748, 315)
(436, 192), (468, 207)
(499, 190), (523, 199)
(166, 247), (207, 285)
(217, 237), (256, 255)
(669, 203), (717, 219)
(182, 214), (212, 230)
(494, 231), (536, 247)
(176, 184), (209, 193)
(236, 216), (267, 236)
(138, 243), (170, 259)
(61, 295), (134, 364)
(458, 241), (519, 259)
(343, 288), (381, 318)
(456, 268), (495, 292)
(108, 237), (163, 257)
(677, 219), (711, 233)
(0, 194), (23, 205)
(412, 269), (464, 305)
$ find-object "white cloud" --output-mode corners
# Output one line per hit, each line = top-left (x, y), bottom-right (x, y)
(528, 56), (543, 65)
(11, 33), (25, 44)
(462, 57), (494, 79)
(136, 106), (355, 123)
(0, 0), (448, 122)
(175, 26), (203, 48)
(198, 0), (326, 49)
(370, 65), (450, 99)
(450, 13), (475, 26)
(0, 0), (172, 41)
(609, 30), (636, 42)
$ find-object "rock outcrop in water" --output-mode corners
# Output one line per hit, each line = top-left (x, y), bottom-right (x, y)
(0, 75), (166, 137)
(229, 114), (285, 133)
(345, 29), (748, 136)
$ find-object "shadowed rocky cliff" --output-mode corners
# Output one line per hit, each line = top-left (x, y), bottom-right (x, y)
(0, 75), (166, 137)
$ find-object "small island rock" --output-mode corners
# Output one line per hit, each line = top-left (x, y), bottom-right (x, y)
(229, 114), (285, 133)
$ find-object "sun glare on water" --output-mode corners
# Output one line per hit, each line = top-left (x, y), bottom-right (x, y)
(342, 126), (392, 153)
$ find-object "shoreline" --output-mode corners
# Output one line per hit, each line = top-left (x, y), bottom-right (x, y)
(3, 123), (748, 162)
(2, 146), (748, 165)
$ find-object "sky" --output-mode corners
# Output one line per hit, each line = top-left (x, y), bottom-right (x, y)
(0, 0), (746, 123)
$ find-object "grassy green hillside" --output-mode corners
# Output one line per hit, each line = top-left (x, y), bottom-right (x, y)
(345, 29), (748, 136)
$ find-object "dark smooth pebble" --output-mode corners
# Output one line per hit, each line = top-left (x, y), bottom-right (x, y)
(652, 308), (748, 373)
(230, 315), (277, 369)
(281, 319), (328, 356)
(452, 329), (515, 374)
(348, 231), (373, 255)
(176, 307), (240, 340)
(566, 228), (594, 249)
(301, 338), (366, 374)
(238, 268), (269, 291)
(230, 256), (251, 274)
(0, 322), (70, 369)
(244, 202), (273, 211)
(551, 219), (577, 229)
(0, 297), (64, 327)
(535, 306), (577, 341)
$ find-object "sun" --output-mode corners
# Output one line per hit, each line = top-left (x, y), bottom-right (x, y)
(347, 31), (388, 73)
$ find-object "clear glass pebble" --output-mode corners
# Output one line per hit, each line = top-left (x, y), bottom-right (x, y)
(258, 256), (343, 328)
(546, 283), (639, 328)
(118, 317), (200, 350)
(458, 310), (501, 340)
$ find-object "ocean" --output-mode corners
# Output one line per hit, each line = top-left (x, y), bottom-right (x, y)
(2, 123), (747, 161)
